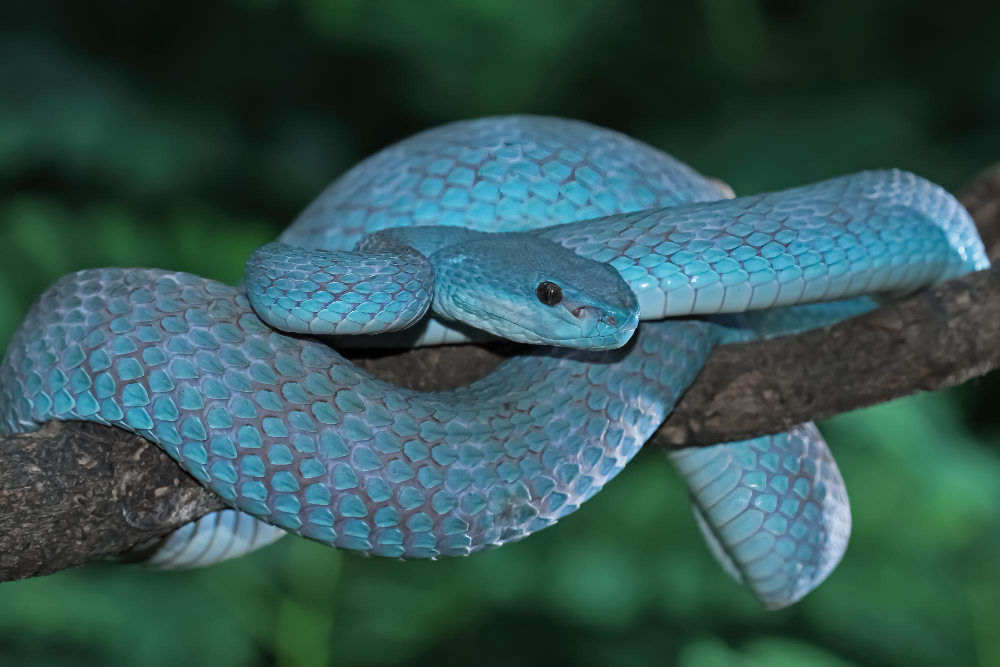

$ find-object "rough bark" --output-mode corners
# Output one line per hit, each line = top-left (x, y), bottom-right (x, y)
(0, 422), (226, 581)
(959, 163), (1000, 260)
(1, 165), (999, 582)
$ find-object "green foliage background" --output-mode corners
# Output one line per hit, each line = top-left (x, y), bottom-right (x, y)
(1, 1), (999, 665)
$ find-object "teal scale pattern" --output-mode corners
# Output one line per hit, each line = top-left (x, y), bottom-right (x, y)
(0, 116), (990, 608)
(245, 239), (433, 336)
(284, 116), (724, 250)
(0, 269), (719, 558)
(670, 424), (850, 608)
(535, 169), (986, 318)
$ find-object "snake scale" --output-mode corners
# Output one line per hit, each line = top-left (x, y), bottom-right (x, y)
(0, 117), (988, 609)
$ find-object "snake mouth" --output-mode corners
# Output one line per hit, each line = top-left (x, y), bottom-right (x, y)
(564, 303), (622, 331)
(451, 296), (632, 348)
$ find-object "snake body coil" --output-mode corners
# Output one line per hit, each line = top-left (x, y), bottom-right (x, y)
(0, 117), (989, 608)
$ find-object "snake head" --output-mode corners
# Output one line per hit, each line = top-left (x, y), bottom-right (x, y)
(429, 236), (639, 349)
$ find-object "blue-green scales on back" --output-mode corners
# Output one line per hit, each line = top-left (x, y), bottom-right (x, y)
(0, 116), (989, 609)
(274, 116), (726, 348)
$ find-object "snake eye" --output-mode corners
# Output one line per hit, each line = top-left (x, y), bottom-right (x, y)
(536, 281), (562, 306)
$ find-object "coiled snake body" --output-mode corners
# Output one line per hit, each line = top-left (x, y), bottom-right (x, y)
(0, 117), (988, 608)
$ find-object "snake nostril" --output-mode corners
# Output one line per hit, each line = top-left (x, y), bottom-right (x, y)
(605, 315), (617, 327)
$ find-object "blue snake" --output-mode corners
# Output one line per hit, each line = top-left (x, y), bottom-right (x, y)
(0, 117), (989, 609)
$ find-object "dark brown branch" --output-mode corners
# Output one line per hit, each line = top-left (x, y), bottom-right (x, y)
(2, 165), (999, 582)
(0, 422), (225, 581)
(657, 264), (999, 445)
(959, 163), (1000, 260)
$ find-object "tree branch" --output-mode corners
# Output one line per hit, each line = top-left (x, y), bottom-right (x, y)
(657, 264), (999, 445)
(2, 166), (999, 582)
(0, 422), (226, 581)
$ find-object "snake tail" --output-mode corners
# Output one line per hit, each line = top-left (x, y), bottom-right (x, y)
(669, 424), (851, 608)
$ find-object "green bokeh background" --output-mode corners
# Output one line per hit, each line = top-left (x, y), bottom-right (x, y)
(2, 1), (999, 665)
